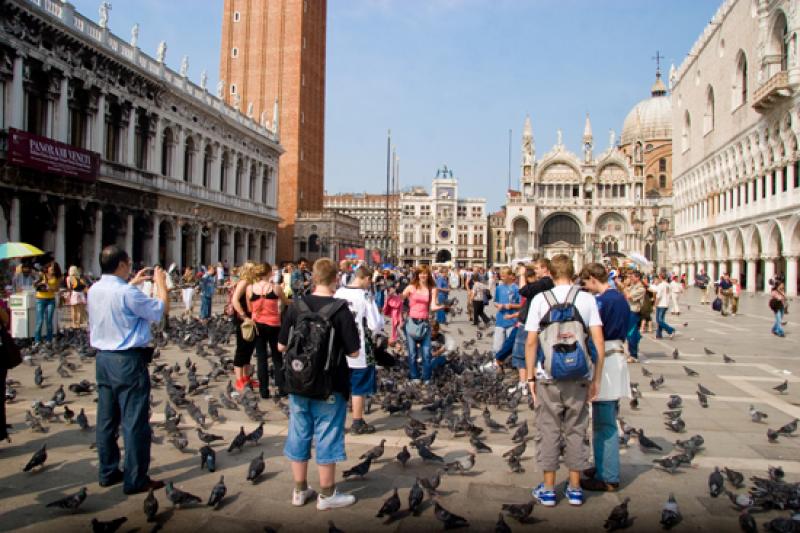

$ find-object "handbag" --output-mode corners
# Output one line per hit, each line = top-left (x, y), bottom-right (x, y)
(0, 325), (22, 370)
(240, 318), (257, 341)
(712, 297), (722, 312)
(405, 318), (430, 341)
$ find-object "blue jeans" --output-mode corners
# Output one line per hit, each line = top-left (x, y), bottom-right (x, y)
(592, 400), (620, 484)
(436, 291), (448, 324)
(773, 310), (785, 336)
(627, 311), (641, 358)
(284, 393), (346, 465)
(406, 326), (432, 381)
(511, 327), (528, 369)
(34, 298), (55, 342)
(200, 296), (212, 319)
(375, 290), (385, 312)
(96, 350), (152, 492)
(495, 326), (518, 362)
(655, 307), (674, 338)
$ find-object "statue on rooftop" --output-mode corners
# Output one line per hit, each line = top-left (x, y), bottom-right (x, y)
(157, 40), (167, 63)
(99, 2), (111, 29)
(130, 23), (139, 47)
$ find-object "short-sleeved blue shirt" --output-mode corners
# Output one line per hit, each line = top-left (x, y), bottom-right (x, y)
(494, 283), (520, 328)
(595, 288), (630, 341)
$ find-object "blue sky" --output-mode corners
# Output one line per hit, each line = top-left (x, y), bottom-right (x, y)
(70, 0), (719, 211)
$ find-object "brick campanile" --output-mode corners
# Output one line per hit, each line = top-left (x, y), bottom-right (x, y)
(220, 0), (326, 262)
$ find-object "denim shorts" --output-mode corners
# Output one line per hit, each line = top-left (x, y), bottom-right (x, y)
(350, 366), (377, 396)
(284, 393), (347, 465)
(511, 327), (528, 369)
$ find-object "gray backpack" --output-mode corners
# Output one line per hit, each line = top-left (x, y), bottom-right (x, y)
(537, 286), (591, 381)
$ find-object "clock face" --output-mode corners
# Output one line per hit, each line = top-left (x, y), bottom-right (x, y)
(439, 228), (450, 240)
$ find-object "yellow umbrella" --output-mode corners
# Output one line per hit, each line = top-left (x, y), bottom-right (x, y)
(0, 242), (45, 260)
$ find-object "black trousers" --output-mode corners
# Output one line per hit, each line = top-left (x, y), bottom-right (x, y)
(473, 301), (490, 325)
(253, 323), (284, 398)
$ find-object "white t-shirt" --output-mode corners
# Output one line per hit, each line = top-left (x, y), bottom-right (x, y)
(524, 284), (602, 380)
(334, 286), (385, 369)
(649, 281), (671, 308)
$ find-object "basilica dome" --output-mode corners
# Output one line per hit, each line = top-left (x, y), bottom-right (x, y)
(620, 73), (672, 145)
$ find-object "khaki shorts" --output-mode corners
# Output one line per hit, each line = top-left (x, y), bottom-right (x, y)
(534, 380), (592, 472)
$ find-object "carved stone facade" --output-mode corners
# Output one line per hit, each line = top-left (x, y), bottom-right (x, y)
(670, 0), (800, 297)
(323, 192), (400, 258)
(293, 210), (363, 263)
(0, 0), (281, 274)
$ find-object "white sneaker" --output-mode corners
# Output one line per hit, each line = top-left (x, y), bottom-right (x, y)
(317, 490), (356, 510)
(292, 487), (317, 506)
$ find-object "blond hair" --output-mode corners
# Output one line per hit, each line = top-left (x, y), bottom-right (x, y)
(500, 266), (513, 277)
(238, 261), (258, 283)
(313, 258), (338, 286)
(550, 254), (574, 280)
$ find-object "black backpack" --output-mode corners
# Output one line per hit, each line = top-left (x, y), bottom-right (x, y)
(283, 297), (347, 399)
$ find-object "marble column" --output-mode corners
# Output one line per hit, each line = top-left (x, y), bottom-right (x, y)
(195, 225), (202, 267)
(9, 56), (25, 129)
(126, 107), (137, 166)
(763, 257), (776, 294)
(54, 203), (66, 269)
(152, 116), (164, 175)
(93, 209), (103, 276)
(786, 255), (799, 298)
(150, 213), (161, 265)
(57, 76), (70, 142)
(125, 213), (134, 261)
(210, 227), (219, 264)
(226, 228), (235, 266)
(707, 260), (717, 284)
(9, 196), (21, 242)
(175, 128), (186, 181)
(211, 148), (222, 191)
(93, 92), (106, 154)
(730, 257), (742, 283)
(172, 222), (183, 268)
(745, 256), (757, 293)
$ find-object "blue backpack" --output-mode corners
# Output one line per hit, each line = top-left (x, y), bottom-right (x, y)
(537, 286), (592, 381)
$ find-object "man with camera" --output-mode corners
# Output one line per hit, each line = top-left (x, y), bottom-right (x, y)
(87, 245), (169, 495)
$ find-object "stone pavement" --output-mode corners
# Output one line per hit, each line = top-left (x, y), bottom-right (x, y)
(0, 288), (797, 532)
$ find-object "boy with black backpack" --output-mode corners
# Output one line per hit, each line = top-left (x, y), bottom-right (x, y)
(278, 258), (361, 510)
(524, 254), (605, 508)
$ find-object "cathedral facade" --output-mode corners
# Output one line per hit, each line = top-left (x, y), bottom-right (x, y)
(504, 74), (674, 271)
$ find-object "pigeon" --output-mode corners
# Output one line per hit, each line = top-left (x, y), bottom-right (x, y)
(170, 434), (189, 452)
(200, 445), (216, 472)
(52, 384), (66, 405)
(434, 501), (469, 529)
(641, 367), (653, 378)
(63, 405), (75, 424)
(495, 513), (512, 533)
(511, 421), (528, 443)
(376, 488), (401, 518)
(503, 441), (526, 459)
(652, 456), (681, 474)
(501, 501), (534, 522)
(697, 384), (715, 396)
(404, 425), (423, 440)
(672, 349), (680, 359)
(637, 429), (663, 452)
(507, 454), (525, 473)
(768, 465), (785, 481)
(704, 347), (715, 355)
(91, 517), (127, 533)
(197, 428), (224, 444)
(396, 446), (411, 467)
(773, 380), (788, 395)
(777, 418), (798, 436)
(750, 405), (769, 423)
(227, 427), (247, 453)
(663, 410), (683, 421)
(444, 453), (476, 474)
(660, 493), (682, 529)
(506, 410), (518, 427)
(708, 467), (724, 497)
(361, 439), (386, 461)
(767, 428), (781, 443)
(650, 375), (665, 390)
(726, 490), (754, 510)
(165, 482), (202, 508)
(723, 354), (735, 363)
(413, 430), (438, 448)
(45, 487), (87, 512)
(417, 444), (445, 462)
(247, 452), (265, 483)
(683, 366), (699, 377)
(418, 471), (442, 496)
(629, 397), (639, 410)
(409, 480), (424, 515)
(23, 444), (47, 472)
(667, 395), (682, 410)
(470, 435), (493, 453)
(207, 475), (226, 508)
(343, 457), (372, 479)
(665, 418), (686, 433)
(34, 366), (44, 387)
(328, 521), (344, 533)
(724, 467), (744, 488)
(764, 517), (799, 533)
(143, 488), (159, 522)
(739, 511), (757, 533)
(697, 391), (709, 408)
(245, 422), (264, 444)
(604, 497), (631, 531)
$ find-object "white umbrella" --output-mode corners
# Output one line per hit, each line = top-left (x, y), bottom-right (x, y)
(627, 252), (652, 270)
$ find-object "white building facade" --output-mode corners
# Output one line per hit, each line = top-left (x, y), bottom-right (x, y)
(399, 166), (487, 267)
(669, 0), (800, 297)
(323, 192), (400, 258)
(0, 0), (281, 274)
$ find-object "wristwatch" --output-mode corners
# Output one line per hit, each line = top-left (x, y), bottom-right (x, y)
(527, 378), (535, 383)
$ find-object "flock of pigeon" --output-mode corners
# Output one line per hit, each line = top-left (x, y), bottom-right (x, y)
(4, 305), (800, 532)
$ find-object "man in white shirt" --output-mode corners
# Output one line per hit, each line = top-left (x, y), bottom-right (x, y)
(334, 265), (384, 434)
(649, 272), (676, 339)
(524, 254), (605, 508)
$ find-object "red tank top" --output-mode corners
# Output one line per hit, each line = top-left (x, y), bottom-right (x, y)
(250, 283), (281, 326)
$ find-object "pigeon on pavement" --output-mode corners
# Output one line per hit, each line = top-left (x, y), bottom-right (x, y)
(659, 493), (682, 529)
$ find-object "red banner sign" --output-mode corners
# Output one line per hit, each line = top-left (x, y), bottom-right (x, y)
(7, 128), (100, 182)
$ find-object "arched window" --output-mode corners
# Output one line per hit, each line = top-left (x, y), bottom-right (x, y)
(659, 174), (667, 188)
(220, 151), (228, 192)
(202, 144), (212, 188)
(161, 127), (174, 177)
(183, 135), (195, 182)
(704, 86), (715, 134)
(734, 51), (748, 108)
(308, 234), (320, 253)
(541, 214), (581, 245)
(682, 111), (691, 152)
(601, 236), (619, 254)
(659, 158), (667, 172)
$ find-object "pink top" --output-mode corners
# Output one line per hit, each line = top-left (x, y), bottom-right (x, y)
(408, 287), (431, 319)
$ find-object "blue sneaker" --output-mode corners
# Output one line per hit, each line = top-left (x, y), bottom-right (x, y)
(565, 485), (584, 506)
(531, 483), (556, 507)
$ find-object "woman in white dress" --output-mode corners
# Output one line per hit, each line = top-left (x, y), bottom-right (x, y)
(669, 275), (683, 315)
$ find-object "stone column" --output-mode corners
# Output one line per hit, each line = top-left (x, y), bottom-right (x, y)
(707, 260), (716, 284)
(54, 202), (66, 268)
(255, 232), (262, 262)
(150, 213), (161, 265)
(93, 92), (106, 154)
(195, 225), (202, 267)
(9, 196), (21, 242)
(57, 76), (70, 142)
(687, 261), (695, 286)
(763, 257), (776, 294)
(175, 128), (186, 181)
(9, 56), (25, 129)
(172, 221), (183, 268)
(126, 106), (137, 166)
(93, 208), (104, 276)
(210, 227), (219, 264)
(730, 257), (742, 283)
(745, 256), (757, 293)
(788, 164), (796, 190)
(152, 115), (164, 174)
(125, 213), (134, 260)
(226, 228), (235, 266)
(211, 147), (222, 191)
(245, 232), (251, 261)
(785, 255), (799, 298)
